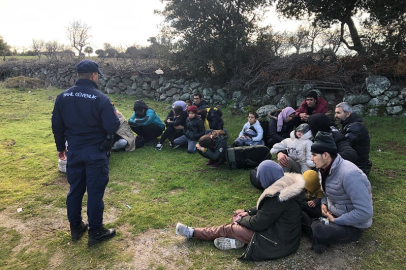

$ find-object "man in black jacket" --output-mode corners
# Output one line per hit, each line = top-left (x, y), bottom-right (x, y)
(335, 102), (372, 175)
(52, 60), (120, 246)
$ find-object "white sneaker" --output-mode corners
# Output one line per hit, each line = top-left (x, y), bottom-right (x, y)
(214, 237), (245, 250)
(156, 143), (163, 150)
(175, 223), (194, 239)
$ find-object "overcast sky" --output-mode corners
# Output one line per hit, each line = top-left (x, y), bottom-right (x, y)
(0, 0), (300, 52)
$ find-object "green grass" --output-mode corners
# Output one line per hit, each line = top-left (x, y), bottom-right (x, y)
(0, 84), (405, 269)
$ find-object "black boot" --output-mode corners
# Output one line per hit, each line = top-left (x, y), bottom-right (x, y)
(71, 221), (88, 241)
(88, 226), (116, 246)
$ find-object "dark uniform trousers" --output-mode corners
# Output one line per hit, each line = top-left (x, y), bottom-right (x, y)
(66, 145), (109, 230)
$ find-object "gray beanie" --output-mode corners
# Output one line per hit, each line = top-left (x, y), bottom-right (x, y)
(311, 131), (337, 154)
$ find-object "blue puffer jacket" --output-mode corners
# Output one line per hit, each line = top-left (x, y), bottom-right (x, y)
(320, 155), (373, 229)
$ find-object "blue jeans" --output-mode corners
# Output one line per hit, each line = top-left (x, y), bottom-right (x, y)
(66, 145), (109, 230)
(173, 135), (197, 153)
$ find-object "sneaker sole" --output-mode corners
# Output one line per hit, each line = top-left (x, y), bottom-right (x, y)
(214, 237), (245, 250)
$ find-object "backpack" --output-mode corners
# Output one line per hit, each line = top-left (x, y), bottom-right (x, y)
(226, 145), (272, 170)
(206, 107), (224, 130)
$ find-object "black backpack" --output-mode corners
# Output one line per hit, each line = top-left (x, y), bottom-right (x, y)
(207, 107), (224, 130)
(226, 145), (272, 170)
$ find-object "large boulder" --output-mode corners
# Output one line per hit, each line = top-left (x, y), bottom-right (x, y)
(366, 76), (391, 97)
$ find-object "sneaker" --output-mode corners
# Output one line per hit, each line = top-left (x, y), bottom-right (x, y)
(210, 162), (221, 168)
(214, 237), (245, 250)
(172, 144), (180, 149)
(88, 226), (116, 246)
(169, 142), (173, 147)
(156, 143), (163, 151)
(71, 221), (88, 241)
(205, 160), (214, 166)
(175, 223), (194, 239)
(311, 236), (327, 254)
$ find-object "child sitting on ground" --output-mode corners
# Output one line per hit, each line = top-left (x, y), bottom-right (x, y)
(156, 103), (188, 150)
(301, 169), (323, 237)
(234, 112), (264, 146)
(270, 123), (314, 173)
(172, 105), (205, 153)
(196, 130), (228, 168)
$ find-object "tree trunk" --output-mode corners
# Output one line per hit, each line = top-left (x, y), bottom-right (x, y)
(342, 16), (365, 55)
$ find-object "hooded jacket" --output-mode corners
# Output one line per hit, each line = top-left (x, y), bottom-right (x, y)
(198, 130), (227, 163)
(308, 114), (358, 164)
(270, 130), (314, 173)
(116, 110), (135, 152)
(339, 113), (370, 168)
(238, 173), (305, 261)
(295, 97), (328, 116)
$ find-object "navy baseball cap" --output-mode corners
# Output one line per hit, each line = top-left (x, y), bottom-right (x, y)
(76, 60), (104, 76)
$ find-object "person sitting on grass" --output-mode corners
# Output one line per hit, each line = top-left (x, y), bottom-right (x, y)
(234, 112), (264, 146)
(156, 103), (188, 151)
(128, 100), (164, 146)
(175, 160), (305, 261)
(271, 123), (314, 174)
(266, 107), (296, 148)
(304, 131), (373, 254)
(111, 109), (135, 152)
(196, 130), (228, 168)
(172, 105), (205, 153)
(301, 169), (323, 237)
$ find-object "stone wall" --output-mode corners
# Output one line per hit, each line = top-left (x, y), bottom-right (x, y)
(1, 61), (405, 117)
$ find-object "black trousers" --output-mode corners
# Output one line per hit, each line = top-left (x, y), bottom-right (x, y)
(129, 124), (163, 142)
(158, 126), (183, 144)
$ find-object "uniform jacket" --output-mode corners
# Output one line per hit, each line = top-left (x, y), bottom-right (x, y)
(52, 79), (119, 152)
(184, 116), (205, 141)
(320, 155), (373, 229)
(271, 130), (314, 173)
(339, 113), (370, 168)
(116, 110), (135, 152)
(295, 97), (328, 116)
(238, 120), (264, 142)
(238, 173), (305, 261)
(267, 110), (295, 142)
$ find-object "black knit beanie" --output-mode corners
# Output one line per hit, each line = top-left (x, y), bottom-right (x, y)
(311, 131), (337, 154)
(306, 90), (318, 100)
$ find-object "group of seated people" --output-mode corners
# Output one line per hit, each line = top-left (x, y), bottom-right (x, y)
(58, 89), (374, 260)
(174, 90), (374, 259)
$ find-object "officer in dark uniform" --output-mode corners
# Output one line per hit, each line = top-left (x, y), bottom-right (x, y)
(52, 60), (120, 246)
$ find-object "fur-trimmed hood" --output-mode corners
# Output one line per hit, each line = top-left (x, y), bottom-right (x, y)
(257, 173), (305, 208)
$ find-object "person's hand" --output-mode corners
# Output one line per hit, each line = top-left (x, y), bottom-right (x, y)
(325, 211), (335, 223)
(277, 152), (289, 167)
(299, 113), (308, 121)
(232, 210), (248, 224)
(233, 209), (245, 216)
(196, 143), (205, 151)
(321, 204), (331, 217)
(307, 200), (316, 208)
(57, 150), (67, 161)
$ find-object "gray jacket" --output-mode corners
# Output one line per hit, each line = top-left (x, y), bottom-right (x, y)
(320, 155), (373, 229)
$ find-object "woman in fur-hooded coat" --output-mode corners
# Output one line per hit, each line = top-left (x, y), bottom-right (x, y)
(238, 173), (305, 261)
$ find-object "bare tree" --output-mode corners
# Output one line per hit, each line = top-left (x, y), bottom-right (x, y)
(45, 41), (59, 59)
(66, 21), (91, 59)
(32, 39), (45, 59)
